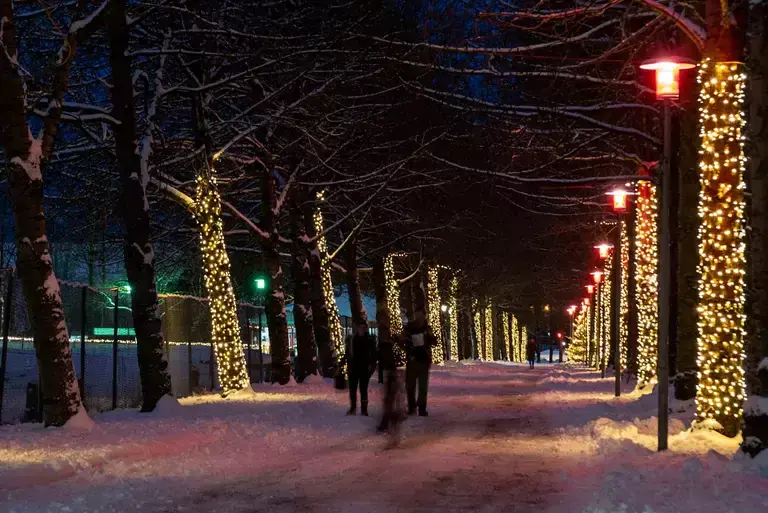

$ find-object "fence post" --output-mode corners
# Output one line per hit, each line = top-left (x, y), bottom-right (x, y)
(80, 286), (87, 404)
(209, 337), (215, 391)
(187, 321), (192, 396)
(247, 322), (252, 383)
(0, 273), (13, 424)
(112, 290), (119, 410)
(258, 308), (263, 383)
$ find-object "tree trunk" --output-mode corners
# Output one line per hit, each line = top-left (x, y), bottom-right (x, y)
(675, 78), (700, 401)
(373, 256), (392, 346)
(107, 0), (171, 412)
(743, 0), (768, 456)
(290, 191), (317, 382)
(627, 209), (639, 377)
(304, 201), (334, 377)
(343, 233), (367, 327)
(401, 280), (414, 322)
(261, 172), (291, 384)
(0, 0), (86, 426)
(413, 269), (427, 312)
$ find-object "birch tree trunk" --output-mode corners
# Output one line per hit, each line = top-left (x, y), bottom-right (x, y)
(261, 171), (291, 384)
(743, 0), (768, 456)
(290, 191), (317, 382)
(107, 0), (172, 412)
(0, 2), (85, 426)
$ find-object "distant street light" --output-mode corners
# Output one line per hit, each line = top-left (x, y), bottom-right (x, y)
(586, 284), (595, 295)
(591, 270), (603, 285)
(594, 243), (614, 259)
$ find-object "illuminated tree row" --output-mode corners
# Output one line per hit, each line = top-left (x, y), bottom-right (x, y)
(313, 194), (344, 374)
(427, 265), (444, 362)
(194, 175), (250, 394)
(620, 220), (630, 371)
(635, 181), (659, 386)
(695, 60), (747, 435)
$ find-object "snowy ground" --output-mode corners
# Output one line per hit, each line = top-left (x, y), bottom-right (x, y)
(1, 363), (767, 513)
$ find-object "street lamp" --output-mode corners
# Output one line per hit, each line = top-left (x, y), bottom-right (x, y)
(591, 270), (603, 285)
(607, 188), (631, 399)
(639, 54), (694, 453)
(594, 243), (613, 260)
(586, 284), (595, 295)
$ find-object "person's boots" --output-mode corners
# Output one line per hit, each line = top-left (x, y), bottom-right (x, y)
(347, 399), (356, 415)
(361, 401), (369, 416)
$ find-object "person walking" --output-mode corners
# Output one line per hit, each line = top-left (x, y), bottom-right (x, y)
(344, 321), (377, 416)
(526, 337), (538, 369)
(405, 308), (435, 416)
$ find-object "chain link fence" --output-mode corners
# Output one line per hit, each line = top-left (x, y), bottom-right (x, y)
(0, 269), (283, 424)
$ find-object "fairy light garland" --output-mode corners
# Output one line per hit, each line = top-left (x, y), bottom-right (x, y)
(473, 299), (482, 360)
(635, 180), (659, 386)
(600, 254), (613, 371)
(384, 253), (405, 365)
(570, 302), (589, 363)
(484, 303), (494, 361)
(427, 266), (444, 362)
(313, 192), (344, 373)
(695, 59), (747, 434)
(502, 312), (510, 361)
(511, 315), (520, 362)
(193, 175), (250, 394)
(620, 220), (630, 371)
(448, 277), (459, 360)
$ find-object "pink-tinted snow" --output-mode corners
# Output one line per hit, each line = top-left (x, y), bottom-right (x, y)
(1, 363), (766, 512)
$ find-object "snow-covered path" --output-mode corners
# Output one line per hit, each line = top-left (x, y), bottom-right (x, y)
(1, 362), (767, 513)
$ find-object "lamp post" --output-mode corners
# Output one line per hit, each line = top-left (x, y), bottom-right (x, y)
(591, 270), (604, 372)
(594, 247), (611, 378)
(639, 56), (694, 452)
(608, 187), (629, 398)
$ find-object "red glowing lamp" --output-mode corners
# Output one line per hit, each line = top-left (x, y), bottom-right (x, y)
(594, 243), (614, 259)
(557, 332), (563, 340)
(586, 284), (595, 295)
(591, 270), (603, 284)
(584, 297), (591, 306)
(567, 305), (577, 316)
(607, 188), (629, 212)
(639, 57), (696, 100)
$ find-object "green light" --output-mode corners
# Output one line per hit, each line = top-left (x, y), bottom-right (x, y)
(94, 327), (135, 336)
(255, 278), (266, 290)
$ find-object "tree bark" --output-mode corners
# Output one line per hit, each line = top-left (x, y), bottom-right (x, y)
(290, 190), (317, 382)
(743, 0), (768, 456)
(304, 201), (334, 377)
(261, 172), (291, 384)
(0, 1), (86, 426)
(627, 209), (639, 377)
(343, 233), (367, 327)
(107, 0), (172, 412)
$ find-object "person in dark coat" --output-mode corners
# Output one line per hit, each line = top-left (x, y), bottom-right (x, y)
(344, 321), (378, 416)
(404, 308), (435, 416)
(526, 337), (538, 369)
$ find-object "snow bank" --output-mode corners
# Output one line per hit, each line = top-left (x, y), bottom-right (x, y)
(61, 406), (95, 431)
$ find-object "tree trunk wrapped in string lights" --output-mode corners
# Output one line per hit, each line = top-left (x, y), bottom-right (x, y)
(193, 175), (250, 395)
(484, 303), (494, 361)
(600, 253), (613, 372)
(313, 194), (345, 377)
(427, 266), (444, 363)
(695, 59), (747, 436)
(511, 314), (520, 362)
(447, 277), (459, 360)
(384, 254), (405, 365)
(502, 311), (510, 361)
(620, 220), (630, 372)
(473, 300), (483, 360)
(635, 181), (659, 386)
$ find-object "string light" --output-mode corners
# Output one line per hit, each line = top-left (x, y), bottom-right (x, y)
(600, 253), (613, 371)
(511, 314), (521, 362)
(313, 192), (344, 375)
(635, 180), (659, 386)
(193, 175), (250, 395)
(384, 254), (405, 365)
(448, 277), (459, 360)
(484, 303), (493, 361)
(620, 220), (630, 371)
(427, 266), (444, 362)
(695, 59), (747, 435)
(502, 311), (510, 360)
(473, 298), (482, 360)
(569, 301), (589, 363)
